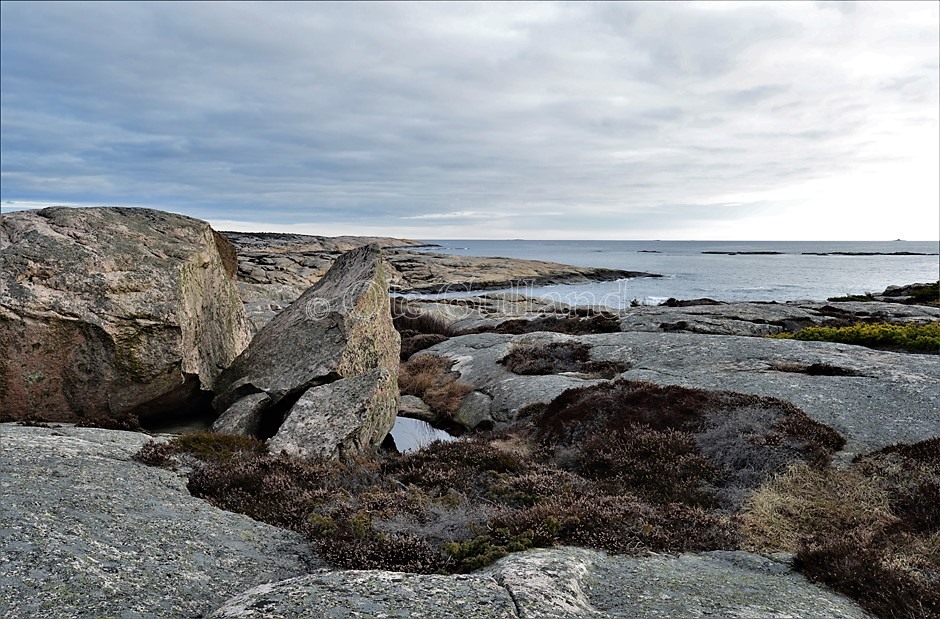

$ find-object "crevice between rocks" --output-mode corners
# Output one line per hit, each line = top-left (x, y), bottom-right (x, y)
(256, 372), (342, 440)
(490, 575), (523, 618)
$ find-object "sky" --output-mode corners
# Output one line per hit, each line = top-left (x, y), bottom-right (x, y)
(1, 1), (938, 240)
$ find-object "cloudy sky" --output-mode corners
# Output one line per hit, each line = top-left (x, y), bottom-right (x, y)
(1, 1), (937, 240)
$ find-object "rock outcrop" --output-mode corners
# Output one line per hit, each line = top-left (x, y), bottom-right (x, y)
(0, 207), (251, 424)
(213, 244), (400, 458)
(0, 423), (318, 619)
(210, 547), (870, 619)
(618, 300), (939, 336)
(419, 331), (939, 454)
(221, 232), (658, 332)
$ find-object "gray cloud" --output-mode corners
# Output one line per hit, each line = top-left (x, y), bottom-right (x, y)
(1, 1), (937, 239)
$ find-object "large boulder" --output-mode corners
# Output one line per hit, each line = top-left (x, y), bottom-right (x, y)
(212, 244), (400, 458)
(0, 207), (251, 424)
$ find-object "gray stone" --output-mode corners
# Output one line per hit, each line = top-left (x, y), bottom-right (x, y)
(212, 392), (271, 436)
(415, 332), (606, 428)
(268, 368), (399, 459)
(399, 394), (434, 422)
(208, 547), (870, 619)
(0, 207), (252, 424)
(214, 244), (399, 413)
(454, 391), (495, 430)
(618, 300), (939, 336)
(212, 245), (400, 457)
(0, 423), (318, 619)
(421, 330), (938, 454)
(209, 571), (518, 619)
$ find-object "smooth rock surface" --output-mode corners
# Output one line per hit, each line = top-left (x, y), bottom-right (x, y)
(0, 423), (318, 619)
(0, 207), (251, 423)
(422, 331), (939, 453)
(268, 368), (398, 459)
(209, 547), (871, 619)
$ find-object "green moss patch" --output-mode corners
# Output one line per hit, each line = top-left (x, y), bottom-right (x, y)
(771, 321), (940, 354)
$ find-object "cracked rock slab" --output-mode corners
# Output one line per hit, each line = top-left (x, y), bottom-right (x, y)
(208, 548), (870, 619)
(208, 570), (519, 619)
(0, 424), (318, 619)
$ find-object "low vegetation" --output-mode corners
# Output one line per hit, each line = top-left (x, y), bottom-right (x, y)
(500, 340), (628, 379)
(136, 380), (845, 577)
(740, 438), (940, 619)
(771, 322), (940, 354)
(398, 354), (474, 421)
(133, 378), (936, 617)
(391, 298), (456, 361)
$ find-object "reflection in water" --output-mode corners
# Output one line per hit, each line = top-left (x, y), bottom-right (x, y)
(389, 416), (457, 453)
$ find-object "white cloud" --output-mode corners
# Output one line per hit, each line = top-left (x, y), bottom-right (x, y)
(1, 1), (937, 239)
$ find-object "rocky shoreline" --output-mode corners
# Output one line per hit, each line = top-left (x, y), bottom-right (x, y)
(2, 207), (937, 619)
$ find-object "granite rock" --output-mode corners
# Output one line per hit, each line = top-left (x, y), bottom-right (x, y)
(268, 368), (398, 459)
(0, 207), (251, 424)
(212, 244), (400, 458)
(208, 547), (871, 619)
(420, 331), (939, 454)
(0, 423), (318, 619)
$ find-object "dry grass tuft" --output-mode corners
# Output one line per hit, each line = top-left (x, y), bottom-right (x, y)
(740, 438), (940, 619)
(398, 355), (474, 420)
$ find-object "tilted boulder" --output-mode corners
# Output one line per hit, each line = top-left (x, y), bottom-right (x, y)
(212, 244), (400, 457)
(0, 207), (251, 424)
(267, 368), (398, 459)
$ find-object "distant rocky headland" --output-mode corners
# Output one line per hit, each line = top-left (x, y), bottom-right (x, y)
(1, 206), (937, 619)
(224, 230), (659, 332)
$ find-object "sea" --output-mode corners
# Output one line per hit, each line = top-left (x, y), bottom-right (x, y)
(409, 240), (940, 308)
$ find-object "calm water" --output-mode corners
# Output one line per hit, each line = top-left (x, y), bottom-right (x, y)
(413, 240), (939, 306)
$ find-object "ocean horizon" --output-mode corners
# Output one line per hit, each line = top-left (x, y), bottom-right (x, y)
(408, 239), (940, 307)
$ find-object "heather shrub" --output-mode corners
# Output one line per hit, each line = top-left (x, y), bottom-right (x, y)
(576, 426), (719, 507)
(391, 298), (455, 337)
(134, 431), (267, 467)
(740, 438), (940, 619)
(500, 341), (627, 379)
(133, 380), (862, 586)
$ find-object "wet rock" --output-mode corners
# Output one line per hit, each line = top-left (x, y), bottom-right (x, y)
(0, 423), (317, 619)
(0, 207), (251, 425)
